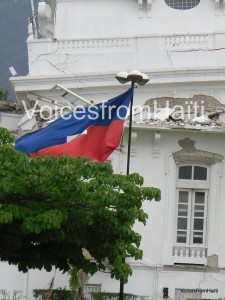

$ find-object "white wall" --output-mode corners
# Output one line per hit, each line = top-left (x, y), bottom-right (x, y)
(7, 0), (225, 298)
(54, 0), (223, 38)
(26, 0), (225, 76)
(0, 266), (69, 300)
(0, 112), (23, 131)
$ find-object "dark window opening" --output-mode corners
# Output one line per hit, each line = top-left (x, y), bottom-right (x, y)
(165, 0), (200, 10)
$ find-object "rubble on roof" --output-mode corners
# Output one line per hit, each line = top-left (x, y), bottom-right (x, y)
(0, 100), (23, 113)
(16, 85), (92, 135)
(130, 95), (225, 130)
(0, 101), (24, 135)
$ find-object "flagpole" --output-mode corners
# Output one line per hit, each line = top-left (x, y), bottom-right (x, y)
(116, 71), (149, 300)
(118, 81), (134, 300)
(126, 81), (134, 176)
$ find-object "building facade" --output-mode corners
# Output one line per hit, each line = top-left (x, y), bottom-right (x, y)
(4, 0), (225, 299)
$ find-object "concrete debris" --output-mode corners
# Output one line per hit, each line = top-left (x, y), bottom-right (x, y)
(7, 91), (225, 133)
(0, 100), (22, 112)
(130, 95), (225, 130)
(154, 108), (175, 121)
(207, 110), (224, 118)
(15, 86), (91, 134)
(170, 111), (184, 121)
(131, 111), (225, 129)
(145, 94), (225, 114)
(0, 101), (24, 134)
(192, 115), (211, 125)
(218, 113), (225, 123)
(133, 108), (175, 123)
(17, 111), (38, 131)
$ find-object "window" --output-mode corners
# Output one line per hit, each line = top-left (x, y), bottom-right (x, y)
(165, 0), (200, 10)
(175, 165), (208, 246)
(177, 189), (207, 245)
(178, 165), (207, 180)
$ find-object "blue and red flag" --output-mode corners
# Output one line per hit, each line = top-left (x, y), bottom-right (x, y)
(15, 88), (133, 162)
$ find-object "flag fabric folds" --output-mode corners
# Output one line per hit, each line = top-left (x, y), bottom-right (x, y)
(15, 88), (133, 162)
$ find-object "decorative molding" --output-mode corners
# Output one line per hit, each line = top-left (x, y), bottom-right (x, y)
(223, 0), (225, 15)
(153, 131), (161, 158)
(161, 155), (176, 265)
(55, 37), (133, 53)
(147, 0), (152, 17)
(214, 0), (220, 16)
(138, 0), (143, 17)
(173, 245), (207, 265)
(59, 38), (126, 48)
(164, 34), (212, 51)
(27, 36), (135, 56)
(173, 138), (224, 165)
(138, 0), (153, 18)
(211, 0), (225, 16)
(11, 65), (225, 94)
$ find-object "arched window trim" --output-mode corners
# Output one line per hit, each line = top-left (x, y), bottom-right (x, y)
(177, 164), (208, 182)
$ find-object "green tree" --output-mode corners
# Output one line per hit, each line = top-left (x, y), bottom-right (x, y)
(0, 128), (160, 283)
(0, 89), (8, 101)
(68, 267), (89, 300)
(68, 266), (81, 293)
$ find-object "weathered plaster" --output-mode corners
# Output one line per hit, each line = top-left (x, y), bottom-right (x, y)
(173, 138), (224, 165)
(145, 94), (225, 115)
(207, 255), (219, 269)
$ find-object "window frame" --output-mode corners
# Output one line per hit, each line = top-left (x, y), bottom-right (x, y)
(175, 164), (209, 247)
(176, 164), (209, 189)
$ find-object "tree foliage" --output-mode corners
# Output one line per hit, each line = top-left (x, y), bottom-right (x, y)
(68, 266), (81, 292)
(0, 89), (8, 102)
(92, 292), (143, 300)
(0, 128), (160, 283)
(33, 288), (74, 300)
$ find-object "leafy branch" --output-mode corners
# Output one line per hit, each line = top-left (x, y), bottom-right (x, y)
(0, 128), (161, 283)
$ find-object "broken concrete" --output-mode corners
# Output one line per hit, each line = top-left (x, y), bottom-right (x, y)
(173, 138), (224, 165)
(192, 115), (211, 125)
(0, 100), (22, 112)
(132, 95), (225, 130)
(0, 100), (24, 133)
(144, 95), (225, 115)
(13, 84), (92, 136)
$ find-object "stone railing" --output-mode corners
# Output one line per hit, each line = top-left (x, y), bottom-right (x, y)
(173, 245), (207, 265)
(164, 34), (213, 50)
(56, 37), (133, 52)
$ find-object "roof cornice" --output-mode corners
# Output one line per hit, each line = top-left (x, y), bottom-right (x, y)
(10, 67), (225, 92)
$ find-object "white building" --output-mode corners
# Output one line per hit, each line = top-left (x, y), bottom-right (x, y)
(4, 0), (225, 299)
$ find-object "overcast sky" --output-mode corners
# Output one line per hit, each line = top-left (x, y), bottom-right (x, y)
(0, 0), (31, 101)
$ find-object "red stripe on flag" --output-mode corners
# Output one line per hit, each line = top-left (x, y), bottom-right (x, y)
(30, 120), (124, 162)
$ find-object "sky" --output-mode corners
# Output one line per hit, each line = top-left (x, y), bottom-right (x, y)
(0, 0), (31, 101)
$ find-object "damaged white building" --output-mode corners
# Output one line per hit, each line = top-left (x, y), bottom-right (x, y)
(2, 0), (225, 299)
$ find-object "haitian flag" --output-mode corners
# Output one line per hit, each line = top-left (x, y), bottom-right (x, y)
(15, 88), (133, 162)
